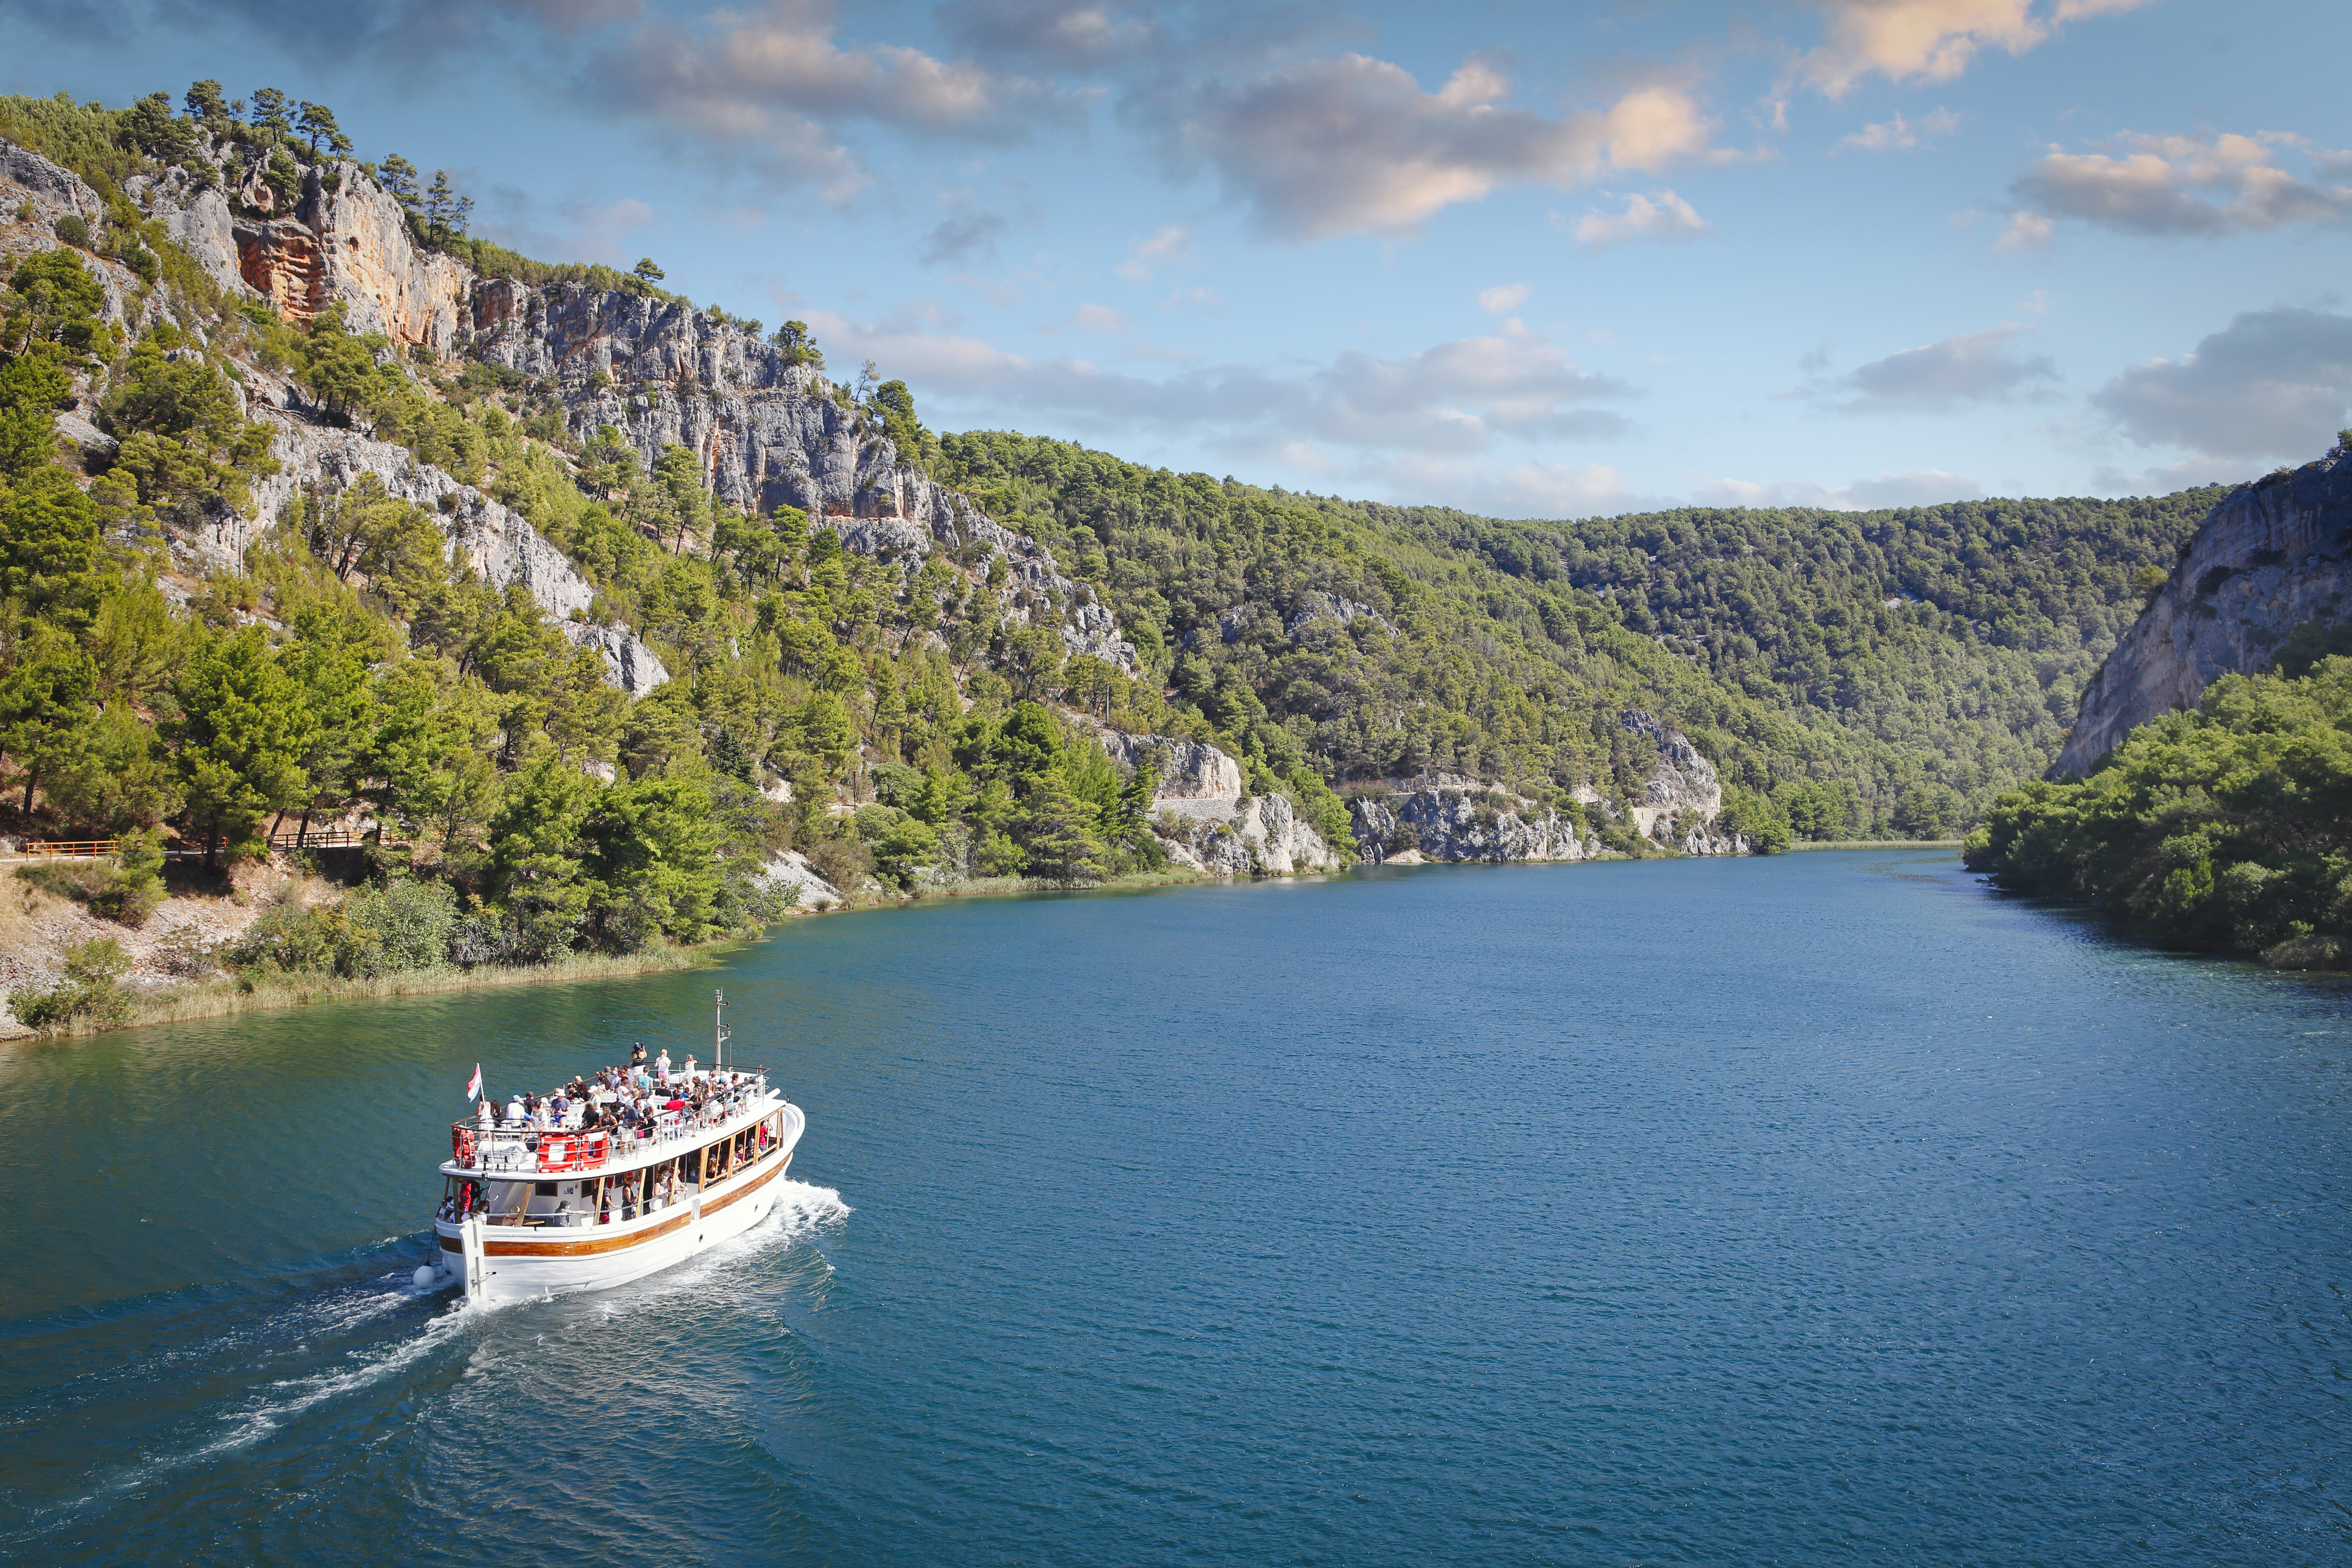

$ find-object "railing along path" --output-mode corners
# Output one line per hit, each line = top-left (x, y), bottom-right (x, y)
(0, 831), (413, 864)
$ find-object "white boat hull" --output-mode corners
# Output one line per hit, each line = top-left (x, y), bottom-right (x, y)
(435, 1103), (804, 1304)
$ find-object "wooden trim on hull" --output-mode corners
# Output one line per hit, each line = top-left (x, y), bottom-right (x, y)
(446, 1153), (793, 1260)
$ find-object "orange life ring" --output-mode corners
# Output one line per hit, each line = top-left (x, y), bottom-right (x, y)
(454, 1127), (478, 1166)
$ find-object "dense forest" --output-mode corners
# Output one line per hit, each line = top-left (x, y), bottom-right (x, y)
(0, 80), (2254, 1023)
(936, 433), (2219, 838)
(1964, 647), (2352, 969)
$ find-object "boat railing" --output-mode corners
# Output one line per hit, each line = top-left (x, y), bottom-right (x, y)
(449, 1088), (775, 1175)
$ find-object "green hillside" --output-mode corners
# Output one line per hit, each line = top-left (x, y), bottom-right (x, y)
(938, 432), (2218, 838)
(1965, 652), (2352, 967)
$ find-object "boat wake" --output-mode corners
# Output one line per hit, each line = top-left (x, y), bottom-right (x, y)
(4, 1181), (852, 1552)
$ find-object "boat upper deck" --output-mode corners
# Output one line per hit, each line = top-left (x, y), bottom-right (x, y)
(444, 1065), (779, 1180)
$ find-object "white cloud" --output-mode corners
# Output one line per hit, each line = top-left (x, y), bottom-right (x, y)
(2092, 307), (2352, 460)
(1692, 470), (1986, 509)
(474, 193), (655, 267)
(1812, 325), (2058, 411)
(1065, 302), (1127, 332)
(580, 0), (1073, 193)
(803, 301), (1638, 459)
(2088, 455), (2259, 495)
(942, 0), (1160, 69)
(1839, 106), (1961, 151)
(1994, 211), (2056, 252)
(1115, 224), (1193, 281)
(2009, 131), (2352, 238)
(1799, 0), (2154, 98)
(1380, 455), (1637, 518)
(1572, 190), (1710, 250)
(1478, 283), (1530, 314)
(1162, 54), (1719, 239)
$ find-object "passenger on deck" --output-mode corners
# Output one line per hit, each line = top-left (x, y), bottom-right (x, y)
(477, 1098), (495, 1132)
(630, 1042), (648, 1067)
(504, 1095), (526, 1127)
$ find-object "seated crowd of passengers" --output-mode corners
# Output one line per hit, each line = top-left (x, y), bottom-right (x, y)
(473, 1044), (761, 1143)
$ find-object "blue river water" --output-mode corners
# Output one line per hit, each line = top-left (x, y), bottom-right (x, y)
(1, 851), (2348, 1565)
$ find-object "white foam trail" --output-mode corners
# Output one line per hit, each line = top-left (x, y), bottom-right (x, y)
(555, 1179), (852, 1317)
(199, 1302), (471, 1455)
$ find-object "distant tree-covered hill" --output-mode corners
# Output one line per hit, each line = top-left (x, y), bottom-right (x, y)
(938, 432), (2219, 838)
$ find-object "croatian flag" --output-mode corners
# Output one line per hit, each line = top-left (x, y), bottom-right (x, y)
(465, 1063), (483, 1103)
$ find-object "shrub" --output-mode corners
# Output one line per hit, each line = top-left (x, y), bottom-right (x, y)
(226, 877), (461, 978)
(52, 214), (88, 248)
(802, 832), (871, 893)
(90, 827), (166, 925)
(8, 937), (133, 1032)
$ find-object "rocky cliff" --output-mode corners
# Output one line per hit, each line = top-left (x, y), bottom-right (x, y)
(2056, 451), (2352, 774)
(1095, 729), (1342, 874)
(1343, 711), (1741, 863)
(107, 149), (1133, 673)
(1, 139), (670, 692)
(1350, 786), (1594, 865)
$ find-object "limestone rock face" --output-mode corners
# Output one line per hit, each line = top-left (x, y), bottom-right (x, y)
(2, 140), (104, 222)
(1092, 729), (1338, 874)
(1097, 730), (1245, 799)
(2056, 452), (2352, 775)
(1, 144), (145, 331)
(233, 415), (671, 694)
(128, 168), (245, 297)
(1614, 709), (1724, 839)
(754, 851), (843, 910)
(1351, 788), (1593, 865)
(1157, 791), (1341, 877)
(83, 145), (1136, 675)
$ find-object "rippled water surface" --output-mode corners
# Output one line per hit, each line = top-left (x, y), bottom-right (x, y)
(3, 851), (2349, 1565)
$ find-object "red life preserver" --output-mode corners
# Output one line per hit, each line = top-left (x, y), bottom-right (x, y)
(454, 1127), (477, 1166)
(540, 1133), (571, 1171)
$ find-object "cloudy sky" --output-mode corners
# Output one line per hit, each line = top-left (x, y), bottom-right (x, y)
(4, 0), (2347, 517)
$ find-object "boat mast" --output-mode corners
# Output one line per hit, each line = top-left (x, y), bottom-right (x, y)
(714, 988), (727, 1074)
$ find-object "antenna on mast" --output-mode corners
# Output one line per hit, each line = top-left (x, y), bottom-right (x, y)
(715, 988), (728, 1074)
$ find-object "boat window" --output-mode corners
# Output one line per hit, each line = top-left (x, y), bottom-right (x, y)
(486, 1180), (534, 1224)
(534, 1181), (557, 1197)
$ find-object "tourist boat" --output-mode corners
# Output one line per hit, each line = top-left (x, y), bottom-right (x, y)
(427, 992), (805, 1303)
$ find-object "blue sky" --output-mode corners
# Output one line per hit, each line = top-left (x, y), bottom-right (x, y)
(4, 0), (2348, 517)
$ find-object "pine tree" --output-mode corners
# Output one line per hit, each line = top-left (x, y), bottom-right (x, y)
(248, 88), (292, 143)
(185, 80), (230, 122)
(377, 155), (421, 210)
(0, 624), (99, 815)
(1119, 758), (1158, 832)
(295, 102), (340, 157)
(1019, 770), (1109, 885)
(165, 625), (314, 866)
